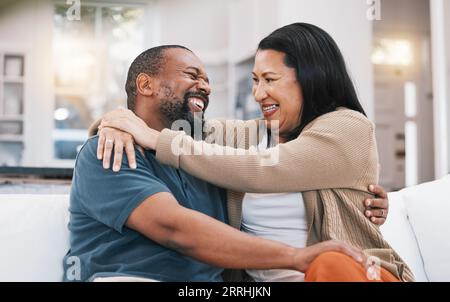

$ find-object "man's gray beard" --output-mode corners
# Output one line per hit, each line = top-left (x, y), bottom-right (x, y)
(159, 98), (205, 139)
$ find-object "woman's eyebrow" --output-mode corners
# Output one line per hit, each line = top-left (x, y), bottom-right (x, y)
(261, 71), (280, 76)
(252, 71), (280, 77)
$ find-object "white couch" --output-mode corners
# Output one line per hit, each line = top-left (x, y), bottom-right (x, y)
(0, 176), (449, 282)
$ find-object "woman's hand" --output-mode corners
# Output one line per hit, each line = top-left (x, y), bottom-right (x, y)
(97, 126), (138, 172)
(96, 108), (160, 172)
(100, 108), (160, 150)
(294, 240), (367, 273)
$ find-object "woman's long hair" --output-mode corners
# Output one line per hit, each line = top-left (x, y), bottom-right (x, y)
(258, 22), (366, 141)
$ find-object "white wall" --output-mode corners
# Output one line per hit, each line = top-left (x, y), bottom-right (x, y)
(430, 0), (449, 178)
(0, 0), (377, 165)
(228, 0), (279, 63)
(156, 0), (229, 119)
(0, 0), (54, 166)
(225, 0), (374, 118)
(375, 0), (431, 35)
(372, 0), (434, 185)
(277, 0), (374, 119)
(157, 0), (228, 61)
(446, 0), (450, 175)
(0, 0), (159, 166)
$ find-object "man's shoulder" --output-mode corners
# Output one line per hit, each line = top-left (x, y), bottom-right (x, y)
(76, 136), (155, 165)
(77, 135), (99, 158)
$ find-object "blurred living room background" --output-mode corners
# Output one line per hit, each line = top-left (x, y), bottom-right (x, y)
(0, 0), (449, 192)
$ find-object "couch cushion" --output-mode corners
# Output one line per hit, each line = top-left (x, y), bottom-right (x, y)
(0, 194), (70, 282)
(401, 175), (450, 282)
(380, 191), (428, 281)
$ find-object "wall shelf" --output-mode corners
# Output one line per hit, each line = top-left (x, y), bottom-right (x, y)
(0, 115), (23, 121)
(0, 51), (26, 166)
(3, 76), (24, 83)
(0, 134), (23, 142)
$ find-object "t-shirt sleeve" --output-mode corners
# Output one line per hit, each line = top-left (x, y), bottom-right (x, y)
(71, 136), (171, 233)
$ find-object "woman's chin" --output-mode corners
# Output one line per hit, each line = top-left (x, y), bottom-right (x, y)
(264, 117), (280, 129)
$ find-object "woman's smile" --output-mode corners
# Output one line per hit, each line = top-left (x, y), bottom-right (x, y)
(261, 103), (280, 117)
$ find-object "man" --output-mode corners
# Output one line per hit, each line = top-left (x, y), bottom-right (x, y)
(64, 45), (389, 282)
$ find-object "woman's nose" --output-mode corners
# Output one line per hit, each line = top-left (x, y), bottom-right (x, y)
(253, 83), (268, 102)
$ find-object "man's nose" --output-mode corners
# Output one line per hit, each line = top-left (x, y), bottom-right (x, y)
(197, 78), (211, 95)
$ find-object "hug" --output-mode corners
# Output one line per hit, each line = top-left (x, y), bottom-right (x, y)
(64, 23), (414, 282)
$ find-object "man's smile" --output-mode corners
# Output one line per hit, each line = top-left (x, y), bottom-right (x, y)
(186, 93), (209, 113)
(188, 97), (205, 112)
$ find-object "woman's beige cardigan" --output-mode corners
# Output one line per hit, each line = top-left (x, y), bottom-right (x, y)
(153, 108), (414, 282)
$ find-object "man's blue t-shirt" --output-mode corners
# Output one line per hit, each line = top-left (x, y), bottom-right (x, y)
(63, 136), (228, 282)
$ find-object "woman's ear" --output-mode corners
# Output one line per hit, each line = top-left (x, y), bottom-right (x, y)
(136, 73), (154, 97)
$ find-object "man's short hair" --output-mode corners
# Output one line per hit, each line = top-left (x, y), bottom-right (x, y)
(125, 45), (191, 111)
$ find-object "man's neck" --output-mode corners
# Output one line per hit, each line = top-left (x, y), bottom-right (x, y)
(135, 105), (168, 133)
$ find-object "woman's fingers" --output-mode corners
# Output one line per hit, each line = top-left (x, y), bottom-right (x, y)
(103, 137), (114, 169)
(97, 131), (106, 160)
(365, 198), (388, 210)
(112, 140), (124, 172)
(125, 141), (137, 169)
(97, 126), (136, 171)
(369, 216), (386, 225)
(365, 208), (387, 218)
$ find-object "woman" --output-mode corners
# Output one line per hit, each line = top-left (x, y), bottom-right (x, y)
(94, 23), (413, 282)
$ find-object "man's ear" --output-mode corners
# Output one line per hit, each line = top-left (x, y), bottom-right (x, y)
(136, 73), (154, 97)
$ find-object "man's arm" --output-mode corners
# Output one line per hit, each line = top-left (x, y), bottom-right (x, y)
(126, 192), (365, 272)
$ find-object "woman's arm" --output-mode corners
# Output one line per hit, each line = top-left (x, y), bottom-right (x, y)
(97, 108), (389, 225)
(155, 110), (378, 193)
(88, 118), (102, 137)
(100, 108), (377, 193)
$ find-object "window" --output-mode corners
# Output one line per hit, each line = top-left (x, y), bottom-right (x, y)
(372, 39), (413, 66)
(52, 3), (144, 160)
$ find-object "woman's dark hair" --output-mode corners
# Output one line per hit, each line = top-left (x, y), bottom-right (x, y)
(258, 22), (366, 141)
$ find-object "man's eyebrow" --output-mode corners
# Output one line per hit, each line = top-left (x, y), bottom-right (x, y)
(186, 66), (209, 83)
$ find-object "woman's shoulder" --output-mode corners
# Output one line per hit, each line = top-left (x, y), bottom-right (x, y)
(306, 108), (374, 133)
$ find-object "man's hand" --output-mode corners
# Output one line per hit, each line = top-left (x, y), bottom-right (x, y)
(364, 185), (389, 225)
(294, 240), (366, 273)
